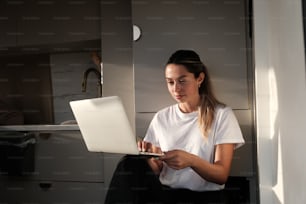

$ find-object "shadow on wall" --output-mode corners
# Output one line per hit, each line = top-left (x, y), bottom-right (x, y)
(0, 54), (54, 125)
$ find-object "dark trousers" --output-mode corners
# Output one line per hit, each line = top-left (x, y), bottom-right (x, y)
(105, 155), (228, 204)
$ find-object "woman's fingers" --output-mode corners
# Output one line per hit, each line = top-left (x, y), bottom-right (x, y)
(137, 140), (145, 151)
(160, 150), (191, 170)
(137, 141), (152, 152)
(137, 140), (143, 151)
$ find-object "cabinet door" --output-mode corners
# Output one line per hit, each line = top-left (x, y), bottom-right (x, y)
(0, 180), (105, 204)
(15, 0), (101, 46)
(34, 132), (104, 182)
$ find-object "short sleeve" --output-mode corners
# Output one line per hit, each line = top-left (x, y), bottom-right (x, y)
(214, 107), (245, 149)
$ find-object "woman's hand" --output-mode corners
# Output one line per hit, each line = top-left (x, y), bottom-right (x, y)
(137, 140), (163, 154)
(161, 144), (235, 185)
(160, 144), (235, 185)
(137, 140), (152, 152)
(160, 150), (193, 170)
(137, 140), (163, 175)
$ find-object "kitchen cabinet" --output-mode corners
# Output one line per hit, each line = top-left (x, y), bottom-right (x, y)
(0, 0), (101, 48)
(0, 128), (105, 203)
(34, 132), (104, 182)
(17, 1), (101, 47)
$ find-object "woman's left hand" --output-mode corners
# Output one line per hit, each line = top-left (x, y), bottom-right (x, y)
(160, 150), (194, 170)
(161, 144), (235, 184)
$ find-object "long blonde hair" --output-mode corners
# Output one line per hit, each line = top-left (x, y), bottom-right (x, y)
(166, 50), (225, 138)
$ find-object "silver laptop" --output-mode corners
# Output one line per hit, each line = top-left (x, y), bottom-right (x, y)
(69, 96), (162, 157)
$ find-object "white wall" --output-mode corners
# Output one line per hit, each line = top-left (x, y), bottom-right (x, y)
(253, 0), (306, 203)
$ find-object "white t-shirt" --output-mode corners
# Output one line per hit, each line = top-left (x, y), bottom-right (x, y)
(144, 104), (245, 191)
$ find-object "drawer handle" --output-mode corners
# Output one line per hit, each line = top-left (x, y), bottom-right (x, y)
(39, 182), (52, 190)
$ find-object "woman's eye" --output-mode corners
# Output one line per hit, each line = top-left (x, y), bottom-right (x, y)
(179, 80), (185, 84)
(167, 81), (174, 85)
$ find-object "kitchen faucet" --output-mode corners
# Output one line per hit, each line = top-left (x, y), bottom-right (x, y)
(82, 67), (102, 97)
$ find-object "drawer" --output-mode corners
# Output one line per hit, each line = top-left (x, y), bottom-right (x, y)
(33, 132), (104, 182)
(0, 179), (105, 204)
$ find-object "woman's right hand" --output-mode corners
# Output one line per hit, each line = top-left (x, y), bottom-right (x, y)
(137, 140), (163, 155)
(138, 140), (153, 153)
(137, 140), (163, 174)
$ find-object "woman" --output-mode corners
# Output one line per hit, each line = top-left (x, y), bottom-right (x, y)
(105, 50), (245, 204)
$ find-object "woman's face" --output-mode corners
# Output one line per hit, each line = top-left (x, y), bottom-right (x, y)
(165, 63), (204, 104)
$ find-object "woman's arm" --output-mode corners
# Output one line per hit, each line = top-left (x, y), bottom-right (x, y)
(160, 143), (235, 184)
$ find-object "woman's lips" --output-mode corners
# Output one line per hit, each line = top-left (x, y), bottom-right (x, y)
(175, 95), (184, 100)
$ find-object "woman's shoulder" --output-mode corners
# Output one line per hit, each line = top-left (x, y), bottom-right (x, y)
(214, 105), (240, 125)
(216, 104), (231, 111)
(215, 104), (234, 116)
(154, 104), (177, 118)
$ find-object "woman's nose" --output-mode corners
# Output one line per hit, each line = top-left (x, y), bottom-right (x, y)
(174, 82), (182, 92)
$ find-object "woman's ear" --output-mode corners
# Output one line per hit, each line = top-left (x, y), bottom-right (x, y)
(198, 72), (205, 85)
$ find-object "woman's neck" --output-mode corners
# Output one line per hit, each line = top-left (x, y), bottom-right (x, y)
(178, 102), (199, 113)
